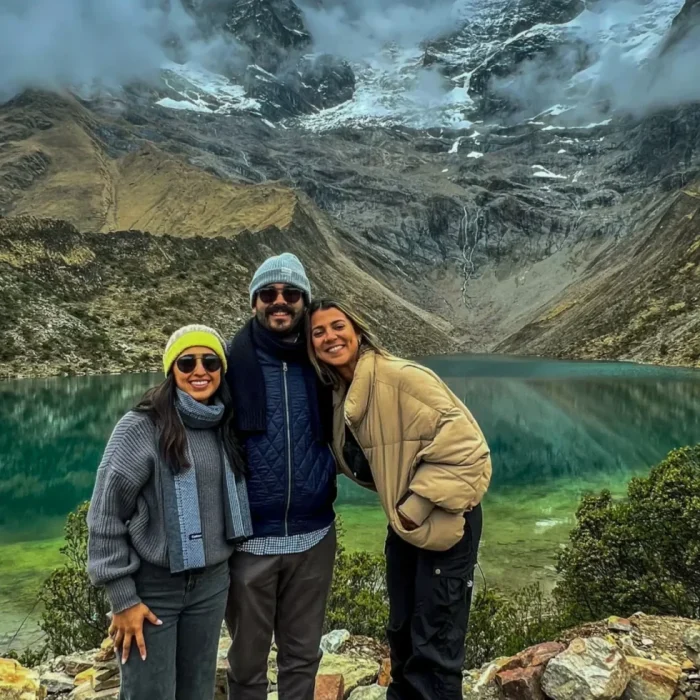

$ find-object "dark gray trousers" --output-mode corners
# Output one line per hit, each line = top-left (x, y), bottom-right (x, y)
(225, 526), (337, 700)
(119, 560), (229, 700)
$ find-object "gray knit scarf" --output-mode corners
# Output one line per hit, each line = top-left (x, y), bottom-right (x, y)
(159, 389), (252, 573)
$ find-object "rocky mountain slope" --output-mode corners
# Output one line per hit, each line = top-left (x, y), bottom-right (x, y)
(1, 0), (699, 375)
(0, 210), (451, 377)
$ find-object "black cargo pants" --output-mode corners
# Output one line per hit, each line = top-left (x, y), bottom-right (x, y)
(385, 504), (482, 700)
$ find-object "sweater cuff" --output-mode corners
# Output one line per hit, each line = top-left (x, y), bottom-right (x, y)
(398, 493), (435, 527)
(105, 577), (141, 614)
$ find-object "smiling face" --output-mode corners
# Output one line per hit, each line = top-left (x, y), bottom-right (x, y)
(253, 284), (305, 334)
(310, 307), (361, 374)
(172, 345), (222, 403)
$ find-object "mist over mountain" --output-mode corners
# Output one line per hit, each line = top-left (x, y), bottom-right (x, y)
(1, 0), (699, 126)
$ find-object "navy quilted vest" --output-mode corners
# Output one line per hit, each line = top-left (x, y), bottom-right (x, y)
(244, 350), (336, 537)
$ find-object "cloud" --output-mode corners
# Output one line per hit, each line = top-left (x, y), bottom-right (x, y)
(486, 0), (700, 121)
(0, 0), (244, 101)
(297, 0), (457, 61)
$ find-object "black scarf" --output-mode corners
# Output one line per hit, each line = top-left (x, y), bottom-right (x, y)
(226, 318), (333, 442)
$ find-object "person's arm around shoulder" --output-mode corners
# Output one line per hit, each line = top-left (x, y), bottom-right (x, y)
(87, 412), (162, 662)
(396, 364), (491, 528)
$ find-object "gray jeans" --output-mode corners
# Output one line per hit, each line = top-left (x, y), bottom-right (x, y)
(119, 560), (230, 700)
(226, 526), (337, 700)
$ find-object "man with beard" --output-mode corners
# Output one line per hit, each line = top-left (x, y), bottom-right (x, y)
(224, 253), (337, 700)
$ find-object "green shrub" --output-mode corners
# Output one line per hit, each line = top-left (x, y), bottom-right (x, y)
(39, 502), (110, 655)
(556, 445), (700, 621)
(465, 584), (569, 668)
(324, 519), (389, 639)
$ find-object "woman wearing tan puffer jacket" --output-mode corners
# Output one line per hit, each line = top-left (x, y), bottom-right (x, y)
(308, 299), (492, 700)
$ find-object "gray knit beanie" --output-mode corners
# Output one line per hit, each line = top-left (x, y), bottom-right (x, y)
(248, 253), (312, 305)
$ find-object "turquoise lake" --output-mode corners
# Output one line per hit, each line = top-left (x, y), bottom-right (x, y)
(2, 354), (700, 650)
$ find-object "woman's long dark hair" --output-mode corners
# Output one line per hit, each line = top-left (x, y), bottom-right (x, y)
(134, 375), (245, 477)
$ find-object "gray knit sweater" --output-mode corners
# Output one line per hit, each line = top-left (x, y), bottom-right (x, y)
(87, 406), (235, 613)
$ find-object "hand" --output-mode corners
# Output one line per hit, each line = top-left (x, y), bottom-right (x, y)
(109, 603), (162, 664)
(399, 512), (419, 532)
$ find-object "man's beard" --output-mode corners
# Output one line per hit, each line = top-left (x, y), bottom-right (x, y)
(256, 304), (302, 334)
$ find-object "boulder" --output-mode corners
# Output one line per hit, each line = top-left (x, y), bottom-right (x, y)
(321, 631), (351, 655)
(318, 655), (379, 697)
(315, 674), (344, 700)
(623, 657), (682, 700)
(347, 686), (388, 700)
(495, 641), (565, 699)
(683, 627), (700, 667)
(0, 658), (46, 699)
(497, 665), (546, 700)
(542, 637), (632, 700)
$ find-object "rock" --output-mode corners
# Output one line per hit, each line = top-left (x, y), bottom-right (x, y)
(298, 55), (356, 110)
(608, 617), (634, 633)
(0, 658), (46, 699)
(464, 661), (510, 700)
(68, 685), (118, 700)
(620, 639), (645, 658)
(318, 655), (379, 696)
(623, 657), (682, 700)
(321, 631), (351, 655)
(39, 670), (74, 694)
(93, 667), (120, 692)
(73, 668), (97, 687)
(497, 665), (546, 700)
(542, 637), (632, 700)
(377, 659), (391, 687)
(315, 674), (344, 700)
(61, 655), (95, 677)
(500, 642), (565, 672)
(94, 639), (114, 664)
(495, 641), (565, 700)
(683, 627), (700, 667)
(348, 686), (388, 700)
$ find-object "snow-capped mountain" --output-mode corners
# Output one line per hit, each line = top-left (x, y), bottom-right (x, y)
(148, 0), (693, 130)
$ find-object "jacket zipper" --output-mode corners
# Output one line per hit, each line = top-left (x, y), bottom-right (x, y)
(283, 362), (292, 536)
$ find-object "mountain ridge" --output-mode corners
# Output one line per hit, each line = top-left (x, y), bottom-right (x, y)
(1, 0), (700, 375)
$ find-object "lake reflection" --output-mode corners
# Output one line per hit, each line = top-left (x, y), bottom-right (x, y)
(2, 356), (700, 531)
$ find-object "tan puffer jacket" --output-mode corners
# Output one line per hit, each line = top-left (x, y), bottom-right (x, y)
(332, 350), (491, 551)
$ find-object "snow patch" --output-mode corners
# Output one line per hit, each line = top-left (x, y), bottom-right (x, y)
(532, 165), (567, 180)
(158, 61), (261, 116)
(467, 151), (484, 159)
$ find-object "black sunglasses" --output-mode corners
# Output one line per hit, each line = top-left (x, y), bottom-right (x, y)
(175, 354), (222, 374)
(257, 287), (303, 305)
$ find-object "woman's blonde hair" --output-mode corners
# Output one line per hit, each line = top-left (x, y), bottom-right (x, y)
(307, 299), (388, 388)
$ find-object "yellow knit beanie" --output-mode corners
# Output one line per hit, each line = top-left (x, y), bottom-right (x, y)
(162, 324), (228, 376)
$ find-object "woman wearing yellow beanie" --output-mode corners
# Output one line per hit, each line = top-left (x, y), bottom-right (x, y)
(87, 325), (252, 700)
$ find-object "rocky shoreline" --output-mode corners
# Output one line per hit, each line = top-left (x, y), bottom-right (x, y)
(3, 615), (700, 700)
